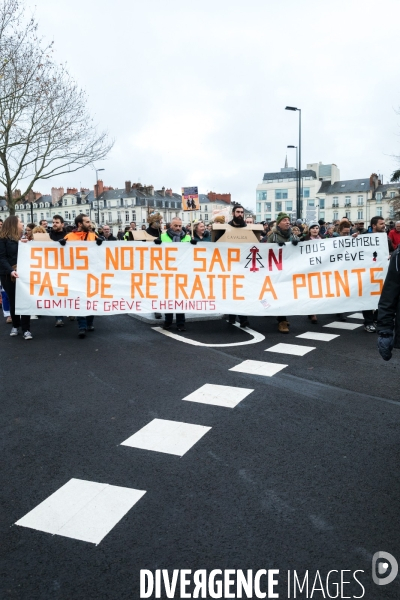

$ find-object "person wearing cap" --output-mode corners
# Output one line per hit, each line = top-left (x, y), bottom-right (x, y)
(146, 212), (163, 238)
(353, 220), (368, 235)
(266, 212), (300, 333)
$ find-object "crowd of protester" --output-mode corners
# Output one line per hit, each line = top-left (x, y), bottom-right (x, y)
(0, 209), (399, 361)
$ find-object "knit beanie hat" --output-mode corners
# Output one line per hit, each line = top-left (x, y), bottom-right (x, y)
(308, 221), (319, 229)
(276, 212), (290, 224)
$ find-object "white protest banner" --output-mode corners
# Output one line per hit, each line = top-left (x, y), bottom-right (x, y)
(16, 234), (389, 316)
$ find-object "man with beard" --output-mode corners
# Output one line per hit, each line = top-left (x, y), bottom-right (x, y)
(215, 204), (251, 328)
(60, 213), (102, 338)
(49, 215), (66, 241)
(266, 212), (300, 333)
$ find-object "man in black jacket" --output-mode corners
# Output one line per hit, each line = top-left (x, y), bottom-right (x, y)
(49, 215), (66, 242)
(377, 248), (400, 360)
(102, 225), (117, 240)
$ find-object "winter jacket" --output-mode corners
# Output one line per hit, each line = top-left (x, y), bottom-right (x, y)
(388, 229), (400, 250)
(49, 229), (67, 242)
(0, 238), (19, 275)
(377, 248), (400, 348)
(64, 230), (97, 242)
(266, 226), (298, 244)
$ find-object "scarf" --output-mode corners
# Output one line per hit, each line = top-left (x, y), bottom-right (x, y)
(167, 228), (186, 242)
(276, 226), (291, 239)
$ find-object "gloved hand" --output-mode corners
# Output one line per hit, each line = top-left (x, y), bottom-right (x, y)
(59, 239), (67, 246)
(154, 238), (162, 244)
(278, 242), (285, 247)
(96, 238), (103, 246)
(377, 331), (394, 361)
(190, 239), (197, 245)
(291, 235), (300, 246)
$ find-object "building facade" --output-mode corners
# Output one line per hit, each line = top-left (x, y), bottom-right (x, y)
(256, 163), (400, 224)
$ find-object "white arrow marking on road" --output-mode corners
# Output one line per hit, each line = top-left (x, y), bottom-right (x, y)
(152, 322), (265, 347)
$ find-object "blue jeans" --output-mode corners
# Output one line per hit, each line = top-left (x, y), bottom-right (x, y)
(77, 316), (94, 330)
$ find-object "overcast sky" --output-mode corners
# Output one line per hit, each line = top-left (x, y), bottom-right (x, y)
(30, 0), (400, 208)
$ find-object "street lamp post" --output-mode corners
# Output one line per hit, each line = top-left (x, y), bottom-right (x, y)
(94, 167), (105, 226)
(287, 145), (298, 221)
(285, 106), (302, 220)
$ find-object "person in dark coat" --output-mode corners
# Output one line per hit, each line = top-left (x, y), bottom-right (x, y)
(49, 215), (67, 241)
(377, 248), (400, 360)
(0, 216), (32, 339)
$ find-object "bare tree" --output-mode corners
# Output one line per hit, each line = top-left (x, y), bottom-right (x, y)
(0, 0), (113, 215)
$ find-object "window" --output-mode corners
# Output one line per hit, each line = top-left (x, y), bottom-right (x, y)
(357, 195), (363, 206)
(307, 200), (315, 207)
(117, 211), (122, 223)
(377, 207), (383, 217)
(257, 203), (261, 212)
(86, 209), (90, 216)
(63, 199), (67, 206)
(20, 214), (24, 222)
(345, 196), (351, 206)
(390, 191), (396, 199)
(319, 211), (325, 219)
(265, 202), (271, 212)
(33, 213), (38, 221)
(376, 192), (382, 202)
(275, 201), (282, 212)
(333, 211), (338, 220)
(205, 214), (208, 221)
(40, 212), (44, 220)
(318, 199), (325, 209)
(108, 212), (112, 222)
(303, 187), (310, 199)
(99, 201), (104, 209)
(286, 201), (293, 212)
(101, 213), (105, 224)
(93, 201), (98, 209)
(64, 211), (68, 218)
(345, 211), (351, 220)
(125, 211), (129, 222)
(46, 212), (50, 219)
(72, 210), (76, 219)
(357, 210), (363, 219)
(275, 189), (288, 199)
(332, 196), (339, 207)
(204, 206), (208, 212)
(132, 211), (136, 221)
(71, 198), (76, 205)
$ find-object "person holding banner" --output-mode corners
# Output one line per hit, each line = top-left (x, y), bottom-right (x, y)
(377, 247), (400, 361)
(154, 217), (192, 331)
(60, 213), (102, 338)
(0, 216), (32, 339)
(266, 212), (300, 333)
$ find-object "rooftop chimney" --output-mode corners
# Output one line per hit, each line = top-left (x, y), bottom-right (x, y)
(125, 181), (131, 194)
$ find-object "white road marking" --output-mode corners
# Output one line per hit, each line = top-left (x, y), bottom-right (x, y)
(265, 343), (316, 356)
(183, 383), (254, 408)
(297, 332), (340, 342)
(121, 419), (211, 457)
(323, 321), (363, 330)
(229, 360), (287, 377)
(15, 478), (146, 545)
(347, 313), (364, 319)
(152, 323), (265, 347)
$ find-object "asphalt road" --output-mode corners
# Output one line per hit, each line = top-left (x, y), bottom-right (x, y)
(1, 312), (400, 600)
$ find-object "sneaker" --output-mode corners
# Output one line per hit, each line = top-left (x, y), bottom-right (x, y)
(78, 329), (86, 338)
(23, 331), (33, 340)
(10, 327), (19, 336)
(87, 325), (95, 332)
(30, 315), (39, 320)
(6, 316), (12, 324)
(162, 322), (172, 330)
(177, 325), (186, 332)
(240, 320), (250, 328)
(69, 316), (76, 321)
(154, 313), (162, 319)
(336, 313), (347, 322)
(364, 324), (376, 333)
(55, 319), (64, 327)
(228, 318), (236, 325)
